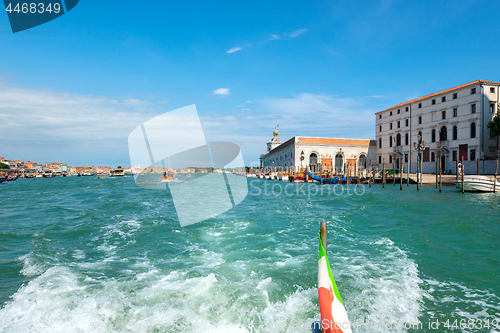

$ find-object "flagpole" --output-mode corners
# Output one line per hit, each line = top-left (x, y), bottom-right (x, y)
(320, 222), (327, 251)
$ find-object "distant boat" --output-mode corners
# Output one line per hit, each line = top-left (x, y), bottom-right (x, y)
(0, 177), (7, 183)
(110, 168), (125, 177)
(97, 172), (108, 179)
(455, 175), (500, 192)
(161, 171), (175, 182)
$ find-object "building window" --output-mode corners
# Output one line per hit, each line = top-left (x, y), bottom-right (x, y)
(471, 104), (476, 114)
(405, 119), (409, 127)
(453, 108), (457, 117)
(442, 96), (446, 102)
(453, 93), (457, 99)
(390, 123), (393, 130)
(397, 109), (400, 114)
(490, 103), (495, 113)
(379, 125), (382, 132)
(471, 88), (476, 94)
(379, 114), (382, 119)
(491, 87), (495, 94)
(389, 135), (393, 147)
(418, 116), (422, 124)
(379, 138), (382, 148)
(396, 133), (401, 146)
(389, 155), (392, 163)
(432, 99), (436, 105)
(431, 152), (435, 162)
(418, 103), (422, 108)
(379, 156), (382, 164)
(405, 133), (409, 145)
(405, 106), (409, 112)
(440, 126), (447, 141)
(397, 121), (400, 128)
(453, 150), (457, 161)
(470, 149), (476, 161)
(390, 111), (393, 116)
(405, 153), (408, 163)
(471, 122), (476, 138)
(453, 125), (458, 140)
(442, 111), (446, 119)
(431, 129), (436, 142)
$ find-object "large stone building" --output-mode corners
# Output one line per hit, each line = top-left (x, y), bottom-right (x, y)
(375, 80), (500, 174)
(259, 130), (377, 175)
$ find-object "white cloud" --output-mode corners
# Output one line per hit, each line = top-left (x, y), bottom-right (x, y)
(288, 29), (308, 38)
(246, 100), (252, 103)
(269, 34), (280, 40)
(227, 47), (242, 54)
(0, 85), (165, 165)
(213, 88), (230, 95)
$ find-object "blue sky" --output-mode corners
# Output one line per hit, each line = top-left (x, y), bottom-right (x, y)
(1, 0), (500, 167)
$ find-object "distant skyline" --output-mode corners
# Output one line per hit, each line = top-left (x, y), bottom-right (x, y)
(2, 0), (500, 167)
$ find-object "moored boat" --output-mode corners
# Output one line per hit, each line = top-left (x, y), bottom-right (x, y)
(454, 175), (500, 192)
(110, 168), (125, 177)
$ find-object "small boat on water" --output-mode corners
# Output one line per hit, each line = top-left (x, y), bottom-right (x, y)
(96, 172), (108, 179)
(160, 171), (176, 182)
(110, 169), (124, 177)
(454, 175), (500, 192)
(0, 177), (7, 183)
(308, 172), (349, 184)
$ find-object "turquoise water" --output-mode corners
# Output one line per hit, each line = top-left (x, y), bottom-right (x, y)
(0, 177), (499, 332)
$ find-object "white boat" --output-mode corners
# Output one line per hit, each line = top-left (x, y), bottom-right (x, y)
(454, 175), (500, 192)
(110, 168), (125, 177)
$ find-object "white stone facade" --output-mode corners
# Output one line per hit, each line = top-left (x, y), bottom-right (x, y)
(375, 80), (500, 174)
(259, 136), (377, 175)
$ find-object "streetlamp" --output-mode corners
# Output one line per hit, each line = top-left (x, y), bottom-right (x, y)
(413, 133), (426, 190)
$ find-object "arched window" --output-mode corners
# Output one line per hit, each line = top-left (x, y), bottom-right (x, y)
(309, 153), (318, 164)
(453, 125), (458, 140)
(379, 138), (382, 148)
(470, 122), (476, 138)
(405, 133), (409, 145)
(359, 154), (366, 169)
(389, 135), (393, 147)
(335, 153), (343, 173)
(440, 126), (447, 141)
(396, 133), (401, 146)
(431, 129), (436, 143)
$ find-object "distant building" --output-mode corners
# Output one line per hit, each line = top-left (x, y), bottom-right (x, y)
(376, 80), (500, 174)
(259, 129), (376, 175)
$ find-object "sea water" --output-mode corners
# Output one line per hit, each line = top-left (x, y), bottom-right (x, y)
(0, 177), (499, 332)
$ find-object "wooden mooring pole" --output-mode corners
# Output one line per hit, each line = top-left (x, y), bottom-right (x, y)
(382, 158), (386, 188)
(392, 159), (395, 185)
(400, 157), (403, 190)
(494, 160), (498, 192)
(439, 157), (442, 193)
(435, 159), (438, 188)
(461, 156), (464, 194)
(369, 160), (372, 188)
(477, 157), (480, 175)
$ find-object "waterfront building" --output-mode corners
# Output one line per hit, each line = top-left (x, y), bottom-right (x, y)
(375, 80), (500, 174)
(259, 130), (376, 175)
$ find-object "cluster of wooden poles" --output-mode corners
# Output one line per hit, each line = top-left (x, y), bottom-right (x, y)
(371, 157), (499, 193)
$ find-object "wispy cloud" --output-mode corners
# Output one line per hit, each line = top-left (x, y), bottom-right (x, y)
(227, 47), (242, 54)
(268, 34), (280, 40)
(288, 29), (308, 38)
(213, 88), (230, 95)
(0, 84), (166, 165)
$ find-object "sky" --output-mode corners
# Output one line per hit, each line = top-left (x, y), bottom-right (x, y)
(1, 0), (500, 167)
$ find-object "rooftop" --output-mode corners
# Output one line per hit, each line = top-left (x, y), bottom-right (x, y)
(377, 80), (500, 114)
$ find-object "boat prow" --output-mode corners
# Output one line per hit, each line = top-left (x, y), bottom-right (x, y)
(455, 175), (500, 192)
